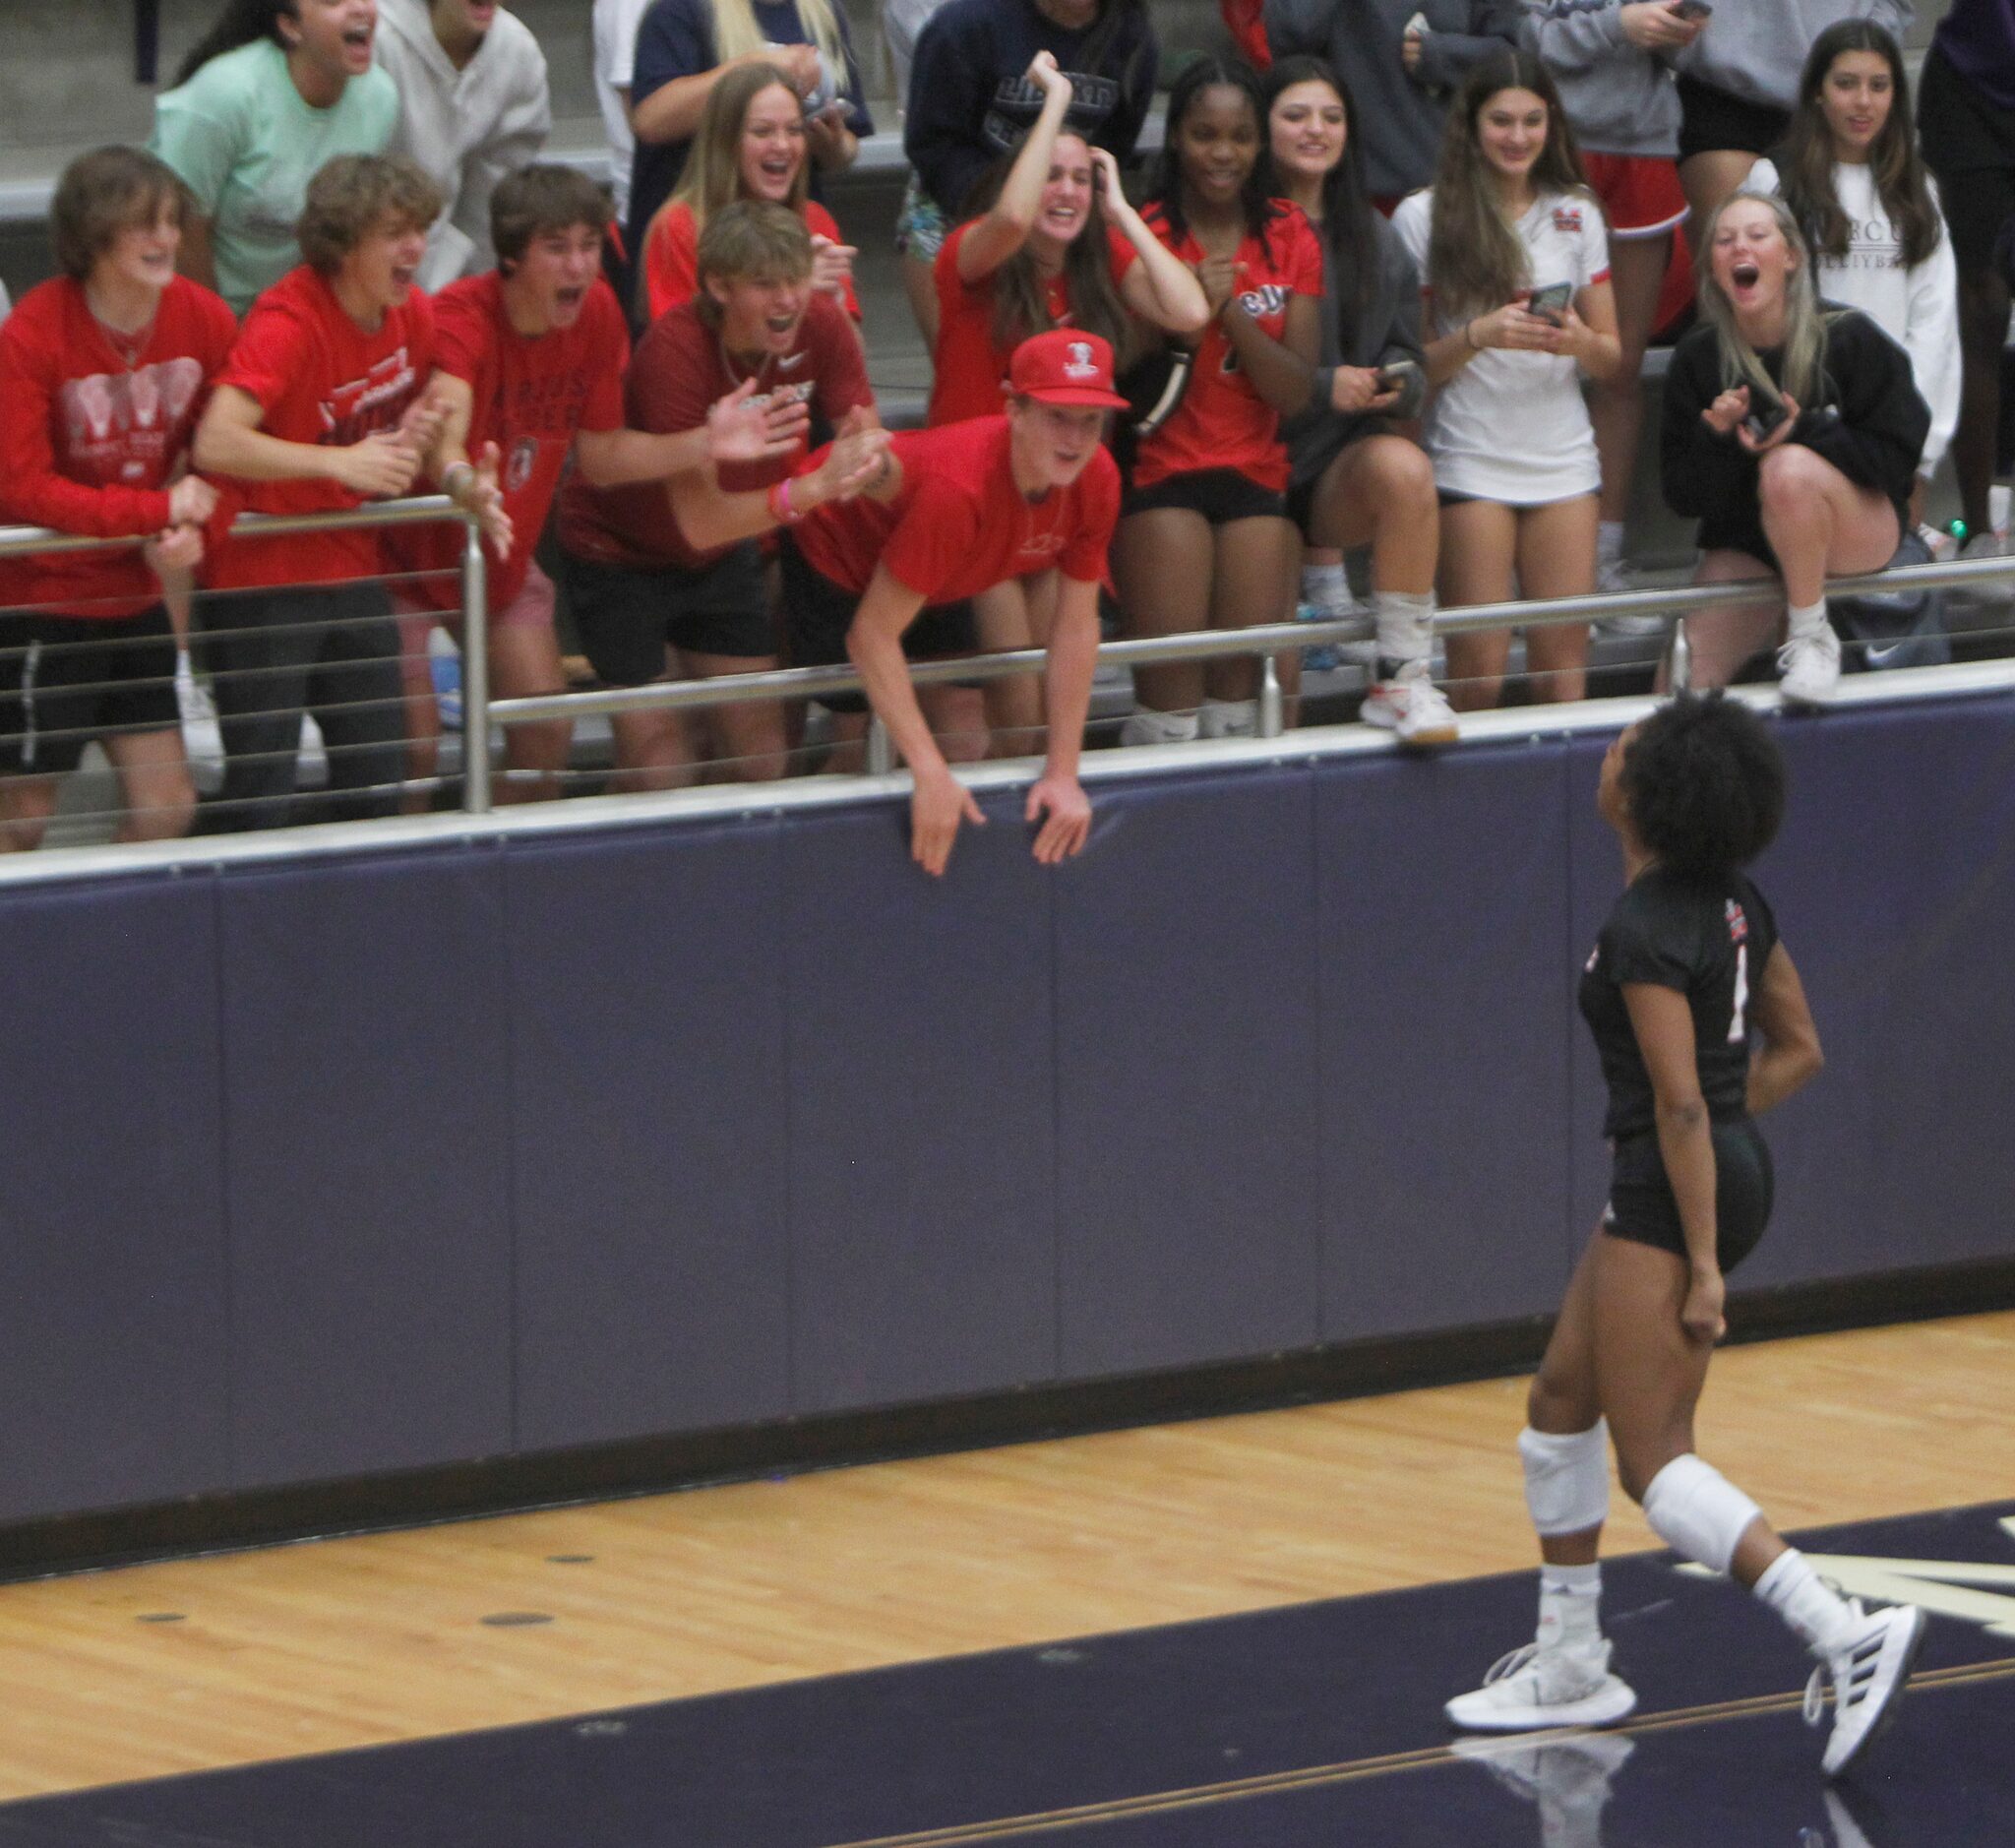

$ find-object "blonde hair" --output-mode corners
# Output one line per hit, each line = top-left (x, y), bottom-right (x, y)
(1694, 191), (1829, 408)
(708, 0), (846, 81)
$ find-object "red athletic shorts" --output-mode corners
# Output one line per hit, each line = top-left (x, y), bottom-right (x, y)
(1581, 153), (1688, 238)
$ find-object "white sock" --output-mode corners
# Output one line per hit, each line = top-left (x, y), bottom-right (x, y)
(1301, 562), (1351, 612)
(1537, 1562), (1603, 1651)
(1598, 521), (1625, 569)
(1373, 589), (1435, 677)
(1787, 597), (1830, 640)
(1753, 1548), (1859, 1656)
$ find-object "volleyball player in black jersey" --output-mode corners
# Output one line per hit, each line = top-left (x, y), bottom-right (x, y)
(1445, 694), (1925, 1777)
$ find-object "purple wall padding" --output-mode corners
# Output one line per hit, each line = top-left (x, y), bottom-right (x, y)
(2, 692), (2012, 1520)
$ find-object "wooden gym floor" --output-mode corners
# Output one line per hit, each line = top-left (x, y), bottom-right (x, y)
(3, 1309), (2011, 1804)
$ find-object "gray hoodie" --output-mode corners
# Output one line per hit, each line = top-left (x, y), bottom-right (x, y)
(1520, 0), (1679, 157)
(1674, 0), (1915, 111)
(1263, 0), (1522, 199)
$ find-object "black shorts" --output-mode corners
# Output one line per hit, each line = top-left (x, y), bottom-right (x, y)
(1918, 46), (2015, 277)
(1122, 467), (1288, 524)
(559, 544), (773, 686)
(0, 603), (180, 776)
(1676, 75), (1792, 165)
(1603, 1117), (1774, 1274)
(779, 536), (977, 716)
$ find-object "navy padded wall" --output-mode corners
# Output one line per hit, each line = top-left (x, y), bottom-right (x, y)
(1316, 745), (1577, 1339)
(1053, 769), (1322, 1377)
(783, 795), (1059, 1414)
(0, 880), (227, 1522)
(217, 850), (515, 1487)
(506, 823), (793, 1448)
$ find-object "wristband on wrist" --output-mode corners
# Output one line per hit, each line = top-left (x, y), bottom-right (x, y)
(1464, 319), (1481, 351)
(767, 476), (803, 525)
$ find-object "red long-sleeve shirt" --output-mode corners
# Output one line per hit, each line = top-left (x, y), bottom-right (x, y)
(0, 274), (237, 618)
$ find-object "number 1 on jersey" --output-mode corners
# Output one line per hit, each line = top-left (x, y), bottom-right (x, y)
(1727, 943), (1749, 1044)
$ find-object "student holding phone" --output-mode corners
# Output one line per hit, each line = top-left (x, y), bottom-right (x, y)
(1395, 50), (1619, 711)
(1660, 191), (1926, 706)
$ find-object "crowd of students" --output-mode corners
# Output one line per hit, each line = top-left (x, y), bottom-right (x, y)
(0, 0), (2009, 853)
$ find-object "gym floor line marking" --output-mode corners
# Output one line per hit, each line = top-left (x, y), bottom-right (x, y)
(820, 1654), (2015, 1848)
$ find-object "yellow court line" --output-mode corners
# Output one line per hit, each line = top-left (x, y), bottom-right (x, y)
(822, 1654), (2015, 1848)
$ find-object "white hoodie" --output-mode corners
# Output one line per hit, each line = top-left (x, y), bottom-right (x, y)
(375, 0), (553, 288)
(1747, 158), (1960, 476)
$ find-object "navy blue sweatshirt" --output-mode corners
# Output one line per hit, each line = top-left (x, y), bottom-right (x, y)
(903, 0), (1157, 218)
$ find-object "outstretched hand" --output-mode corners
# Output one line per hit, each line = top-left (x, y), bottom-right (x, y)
(912, 767), (985, 877)
(459, 440), (515, 559)
(812, 406), (893, 504)
(1025, 772), (1091, 865)
(706, 376), (811, 464)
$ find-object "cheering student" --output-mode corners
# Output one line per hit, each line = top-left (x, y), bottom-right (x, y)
(0, 148), (238, 849)
(153, 0), (400, 315)
(1446, 693), (1925, 1780)
(557, 201), (874, 789)
(1744, 22), (1959, 529)
(1395, 50), (1621, 711)
(192, 153), (506, 829)
(1660, 192), (1926, 705)
(1115, 56), (1324, 748)
(1262, 54), (1457, 746)
(639, 60), (860, 324)
(679, 328), (1125, 877)
(393, 167), (812, 805)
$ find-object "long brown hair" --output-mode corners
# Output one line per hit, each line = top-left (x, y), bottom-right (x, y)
(959, 130), (1134, 363)
(1426, 50), (1589, 323)
(1777, 21), (1939, 270)
(668, 62), (808, 231)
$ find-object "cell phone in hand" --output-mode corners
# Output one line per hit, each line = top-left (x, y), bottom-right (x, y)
(1673, 0), (1712, 19)
(1527, 281), (1573, 325)
(1374, 360), (1418, 393)
(1742, 387), (1789, 443)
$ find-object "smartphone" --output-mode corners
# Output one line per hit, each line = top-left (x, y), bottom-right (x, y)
(1374, 359), (1420, 394)
(1527, 281), (1573, 325)
(1742, 387), (1789, 443)
(1673, 0), (1712, 18)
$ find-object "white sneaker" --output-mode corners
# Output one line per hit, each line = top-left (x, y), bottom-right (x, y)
(1362, 666), (1458, 746)
(1595, 558), (1667, 638)
(1952, 529), (2012, 613)
(1444, 1639), (1638, 1733)
(175, 659), (223, 767)
(1803, 1600), (1925, 1776)
(1777, 623), (1842, 707)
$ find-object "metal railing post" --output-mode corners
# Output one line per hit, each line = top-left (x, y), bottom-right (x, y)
(1258, 656), (1284, 738)
(1669, 614), (1692, 694)
(459, 517), (492, 815)
(865, 714), (894, 776)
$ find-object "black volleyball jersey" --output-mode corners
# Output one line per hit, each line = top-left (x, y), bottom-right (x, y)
(1578, 869), (1779, 1142)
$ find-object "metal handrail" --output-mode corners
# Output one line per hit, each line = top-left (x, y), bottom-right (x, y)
(485, 551), (2015, 732)
(0, 496), (491, 808)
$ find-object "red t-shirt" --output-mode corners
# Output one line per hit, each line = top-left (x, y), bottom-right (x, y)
(558, 292), (873, 573)
(641, 198), (861, 323)
(792, 416), (1120, 603)
(1131, 202), (1323, 493)
(927, 219), (1139, 428)
(0, 275), (237, 619)
(209, 266), (436, 590)
(392, 273), (628, 613)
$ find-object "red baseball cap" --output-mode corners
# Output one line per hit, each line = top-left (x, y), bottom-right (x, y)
(1008, 330), (1130, 408)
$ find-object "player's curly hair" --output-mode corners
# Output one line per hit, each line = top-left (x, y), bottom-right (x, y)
(1619, 694), (1786, 881)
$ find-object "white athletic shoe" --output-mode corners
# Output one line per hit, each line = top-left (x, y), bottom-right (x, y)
(1803, 1600), (1926, 1776)
(1777, 623), (1842, 708)
(1595, 558), (1667, 638)
(1951, 529), (2013, 614)
(1444, 1639), (1638, 1733)
(1362, 666), (1458, 746)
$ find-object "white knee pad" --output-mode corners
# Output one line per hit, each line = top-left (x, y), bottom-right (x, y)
(1518, 1421), (1610, 1536)
(1641, 1454), (1762, 1575)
